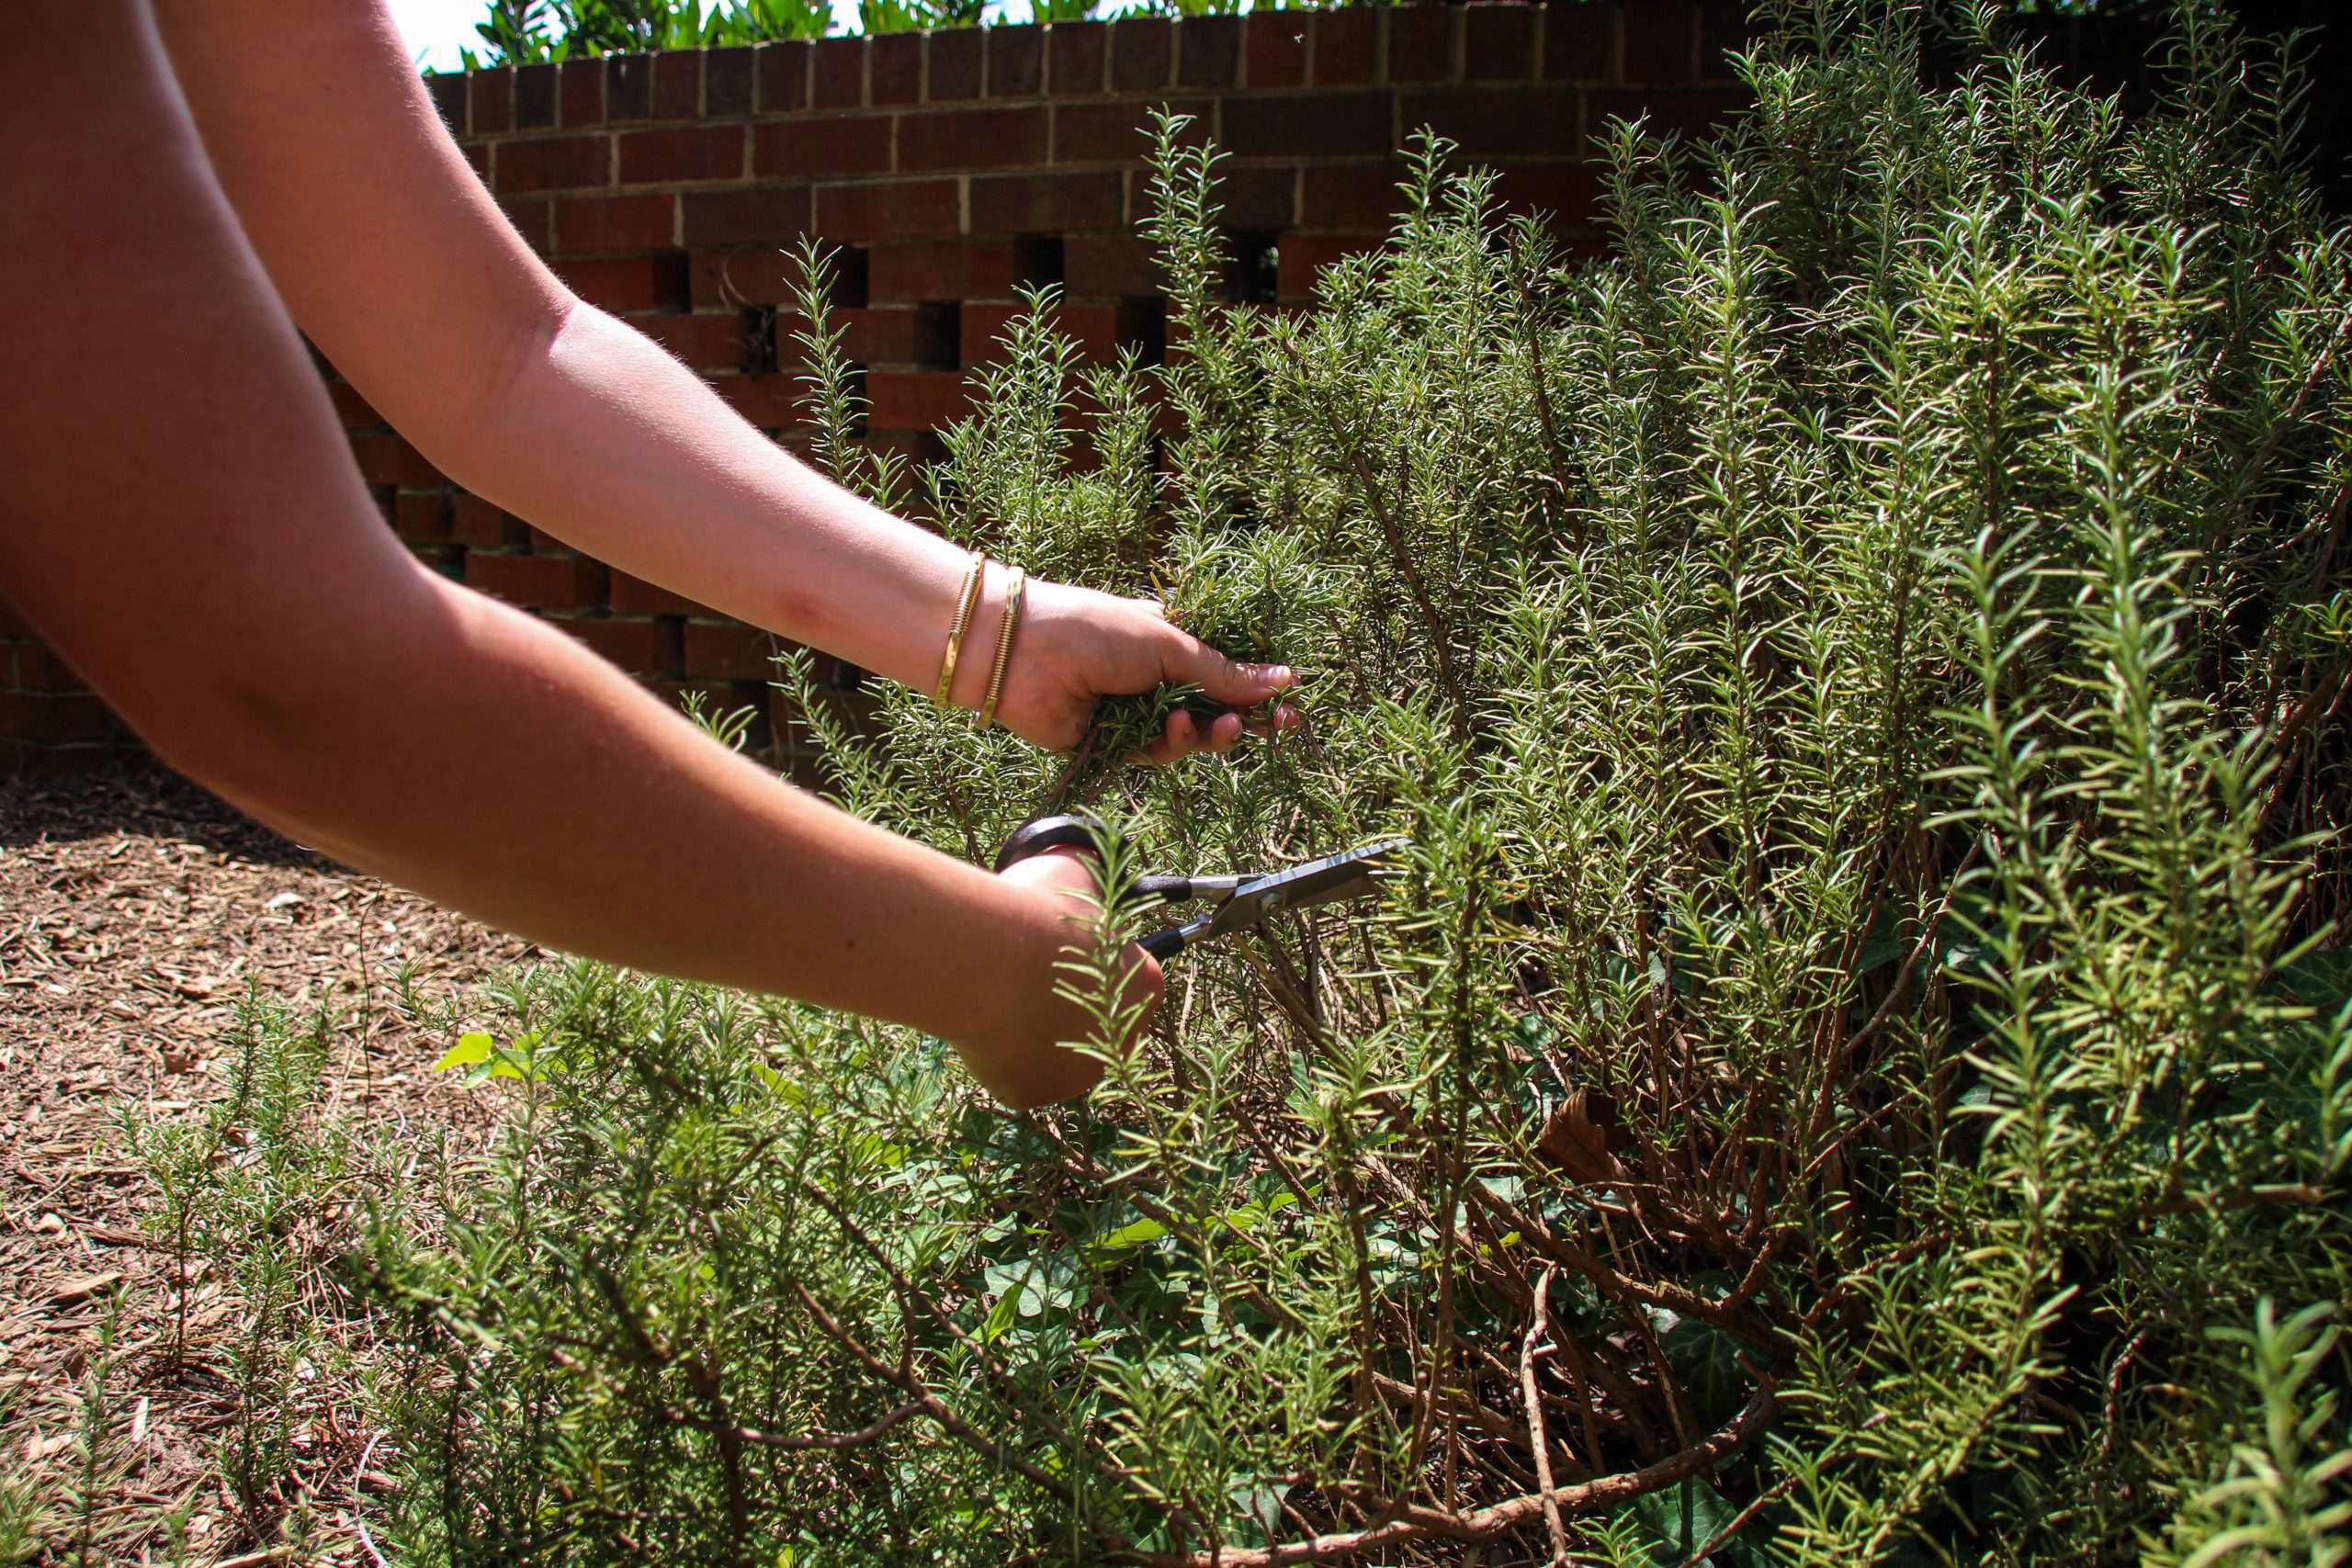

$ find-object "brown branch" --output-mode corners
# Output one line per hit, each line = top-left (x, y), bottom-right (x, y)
(1133, 1390), (1779, 1568)
(1521, 1268), (1569, 1567)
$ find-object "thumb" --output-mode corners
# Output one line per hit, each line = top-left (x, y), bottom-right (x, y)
(1159, 626), (1295, 707)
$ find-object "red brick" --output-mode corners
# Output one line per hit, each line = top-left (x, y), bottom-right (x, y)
(1246, 13), (1306, 88)
(568, 615), (684, 675)
(1110, 17), (1171, 93)
(464, 142), (491, 181)
(393, 490), (452, 544)
(606, 53), (654, 120)
(707, 47), (757, 114)
(1464, 5), (1536, 82)
(14, 642), (84, 691)
(958, 301), (1022, 367)
(1219, 165), (1298, 231)
(1301, 163), (1405, 227)
(1544, 6), (1615, 82)
(350, 433), (447, 488)
(555, 192), (677, 254)
(899, 106), (1048, 173)
(930, 29), (985, 100)
(684, 621), (787, 682)
(1223, 92), (1392, 158)
(755, 115), (893, 179)
(968, 170), (1123, 233)
(988, 26), (1045, 97)
(757, 41), (810, 112)
(0, 692), (110, 743)
(1623, 0), (1695, 83)
(682, 186), (813, 248)
(1277, 233), (1384, 299)
(1046, 20), (1106, 95)
(652, 51), (703, 118)
(497, 134), (611, 194)
(713, 373), (813, 428)
(961, 299), (1130, 367)
(557, 254), (687, 313)
(1054, 96), (1211, 164)
(869, 240), (1029, 300)
(871, 34), (923, 106)
(865, 369), (970, 430)
(1585, 85), (1748, 141)
(637, 310), (753, 369)
(814, 37), (866, 109)
(515, 63), (559, 129)
(327, 379), (383, 431)
(1065, 233), (1159, 298)
(0, 598), (32, 637)
(1176, 15), (1241, 88)
(467, 552), (610, 612)
(499, 196), (552, 253)
(771, 304), (943, 365)
(1387, 7), (1453, 84)
(6, 741), (130, 779)
(619, 126), (744, 185)
(1400, 87), (1580, 157)
(451, 493), (526, 549)
(427, 71), (469, 134)
(469, 67), (514, 136)
(690, 248), (801, 309)
(814, 178), (961, 243)
(1489, 162), (1605, 227)
(1314, 10), (1377, 87)
(560, 59), (605, 126)
(611, 572), (709, 617)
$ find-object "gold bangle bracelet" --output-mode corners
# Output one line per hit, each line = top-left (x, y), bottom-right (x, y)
(935, 556), (987, 707)
(979, 568), (1026, 730)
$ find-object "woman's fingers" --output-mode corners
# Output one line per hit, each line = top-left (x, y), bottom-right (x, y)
(1155, 619), (1296, 708)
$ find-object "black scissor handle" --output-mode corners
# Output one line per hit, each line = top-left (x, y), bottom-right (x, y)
(991, 813), (1104, 873)
(991, 815), (1193, 907)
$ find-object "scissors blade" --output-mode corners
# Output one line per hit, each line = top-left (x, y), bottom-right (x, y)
(1202, 840), (1408, 941)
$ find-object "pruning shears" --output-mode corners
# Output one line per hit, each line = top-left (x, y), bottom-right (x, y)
(993, 815), (1408, 962)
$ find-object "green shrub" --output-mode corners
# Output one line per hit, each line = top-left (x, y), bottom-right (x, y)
(345, 5), (2351, 1562)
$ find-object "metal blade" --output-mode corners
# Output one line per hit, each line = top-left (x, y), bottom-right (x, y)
(1202, 840), (1408, 940)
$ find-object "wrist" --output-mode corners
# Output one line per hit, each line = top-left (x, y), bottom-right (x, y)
(942, 556), (1012, 714)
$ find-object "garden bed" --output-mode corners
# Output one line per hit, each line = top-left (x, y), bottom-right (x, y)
(0, 772), (526, 1563)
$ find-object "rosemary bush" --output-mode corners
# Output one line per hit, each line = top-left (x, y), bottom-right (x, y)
(349, 6), (2350, 1562)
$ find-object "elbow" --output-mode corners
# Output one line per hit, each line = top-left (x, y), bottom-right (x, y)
(133, 675), (361, 849)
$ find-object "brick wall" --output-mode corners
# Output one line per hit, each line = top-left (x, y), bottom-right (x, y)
(1, 1), (1760, 777)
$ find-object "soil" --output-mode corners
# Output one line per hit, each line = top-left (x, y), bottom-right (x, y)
(0, 769), (532, 1565)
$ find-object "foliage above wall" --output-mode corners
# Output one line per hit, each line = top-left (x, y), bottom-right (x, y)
(465, 0), (1291, 62)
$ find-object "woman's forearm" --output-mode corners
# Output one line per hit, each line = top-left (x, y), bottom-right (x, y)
(409, 302), (987, 699)
(199, 563), (1075, 1070)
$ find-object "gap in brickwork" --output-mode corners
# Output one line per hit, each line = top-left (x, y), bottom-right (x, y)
(740, 305), (779, 376)
(1124, 298), (1168, 367)
(1226, 231), (1279, 304)
(914, 301), (962, 371)
(831, 245), (871, 310)
(1012, 234), (1066, 294)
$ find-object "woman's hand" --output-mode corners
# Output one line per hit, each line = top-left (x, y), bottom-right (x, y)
(989, 579), (1299, 763)
(949, 845), (1163, 1109)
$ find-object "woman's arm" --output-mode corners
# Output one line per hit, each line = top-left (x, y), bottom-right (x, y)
(146, 0), (1292, 760)
(0, 0), (1136, 1110)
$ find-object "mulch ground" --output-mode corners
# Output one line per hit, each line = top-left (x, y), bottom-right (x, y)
(0, 769), (532, 1564)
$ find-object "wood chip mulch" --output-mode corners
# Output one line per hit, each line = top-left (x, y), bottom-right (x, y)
(0, 768), (532, 1563)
